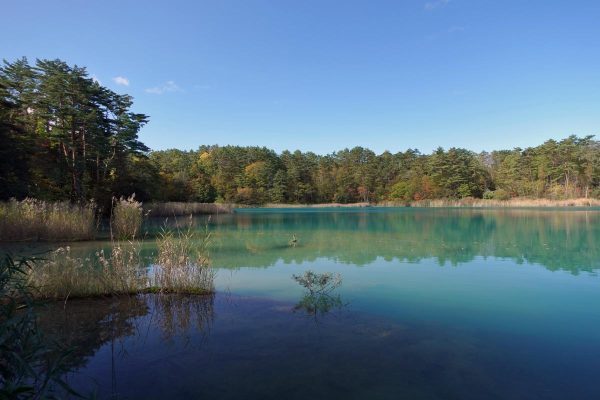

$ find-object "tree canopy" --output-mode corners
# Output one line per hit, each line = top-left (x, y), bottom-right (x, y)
(0, 57), (148, 207)
(2, 57), (600, 206)
(146, 136), (600, 205)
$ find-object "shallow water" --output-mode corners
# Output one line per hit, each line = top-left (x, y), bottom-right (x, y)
(24, 208), (600, 398)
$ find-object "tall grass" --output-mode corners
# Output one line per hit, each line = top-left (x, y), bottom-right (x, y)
(27, 219), (214, 300)
(0, 198), (97, 242)
(111, 195), (144, 240)
(144, 202), (233, 217)
(153, 218), (214, 294)
(28, 244), (146, 299)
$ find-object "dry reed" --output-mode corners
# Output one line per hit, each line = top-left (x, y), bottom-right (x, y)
(28, 244), (145, 299)
(152, 217), (214, 294)
(111, 195), (144, 240)
(144, 202), (233, 217)
(0, 198), (97, 242)
(27, 218), (214, 300)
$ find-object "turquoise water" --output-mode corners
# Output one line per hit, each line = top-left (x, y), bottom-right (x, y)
(33, 208), (600, 398)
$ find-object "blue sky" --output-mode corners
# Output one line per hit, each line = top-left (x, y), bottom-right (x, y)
(2, 0), (600, 154)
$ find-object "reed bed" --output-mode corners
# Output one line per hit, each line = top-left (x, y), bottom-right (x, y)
(28, 244), (146, 299)
(144, 202), (233, 217)
(26, 219), (214, 300)
(152, 219), (214, 294)
(0, 198), (97, 242)
(111, 195), (144, 240)
(407, 197), (600, 208)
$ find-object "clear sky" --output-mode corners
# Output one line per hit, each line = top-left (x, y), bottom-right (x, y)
(2, 0), (600, 154)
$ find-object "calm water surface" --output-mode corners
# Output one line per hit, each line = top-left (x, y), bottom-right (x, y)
(26, 208), (600, 398)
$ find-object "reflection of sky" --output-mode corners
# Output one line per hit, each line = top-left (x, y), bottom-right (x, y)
(55, 284), (600, 399)
(215, 256), (600, 344)
(206, 208), (600, 273)
(29, 209), (600, 399)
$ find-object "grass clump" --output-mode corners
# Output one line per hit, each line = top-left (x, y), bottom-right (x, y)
(111, 195), (144, 240)
(26, 218), (214, 300)
(0, 198), (97, 242)
(153, 218), (214, 295)
(28, 244), (146, 300)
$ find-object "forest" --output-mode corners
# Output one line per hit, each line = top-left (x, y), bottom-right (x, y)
(2, 57), (600, 207)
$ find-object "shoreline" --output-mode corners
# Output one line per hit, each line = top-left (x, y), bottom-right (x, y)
(257, 202), (371, 209)
(144, 199), (600, 213)
(247, 198), (600, 209)
(2, 198), (599, 243)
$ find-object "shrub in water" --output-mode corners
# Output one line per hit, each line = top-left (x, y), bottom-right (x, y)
(292, 270), (343, 318)
(292, 270), (342, 296)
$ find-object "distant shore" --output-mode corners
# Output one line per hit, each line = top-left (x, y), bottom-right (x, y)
(400, 198), (600, 208)
(258, 202), (371, 208)
(244, 198), (600, 210)
(142, 198), (600, 216)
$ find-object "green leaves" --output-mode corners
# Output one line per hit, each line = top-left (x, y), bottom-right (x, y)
(0, 57), (149, 205)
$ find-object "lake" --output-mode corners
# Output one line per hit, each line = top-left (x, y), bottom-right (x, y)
(23, 208), (600, 398)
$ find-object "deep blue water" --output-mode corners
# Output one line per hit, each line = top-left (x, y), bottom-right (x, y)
(35, 208), (600, 399)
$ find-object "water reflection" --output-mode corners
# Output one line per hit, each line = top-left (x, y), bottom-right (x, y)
(35, 292), (600, 399)
(38, 294), (215, 373)
(6, 208), (600, 275)
(292, 270), (344, 321)
(38, 296), (148, 371)
(150, 294), (214, 342)
(293, 293), (344, 318)
(205, 208), (600, 274)
(292, 270), (345, 319)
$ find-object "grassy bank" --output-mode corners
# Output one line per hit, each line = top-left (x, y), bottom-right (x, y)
(0, 199), (97, 242)
(0, 198), (228, 243)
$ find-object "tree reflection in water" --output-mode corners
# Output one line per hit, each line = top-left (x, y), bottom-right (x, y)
(203, 209), (600, 274)
(293, 293), (344, 318)
(38, 296), (149, 371)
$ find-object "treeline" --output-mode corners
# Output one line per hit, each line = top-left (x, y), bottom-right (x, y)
(148, 137), (600, 204)
(2, 58), (600, 206)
